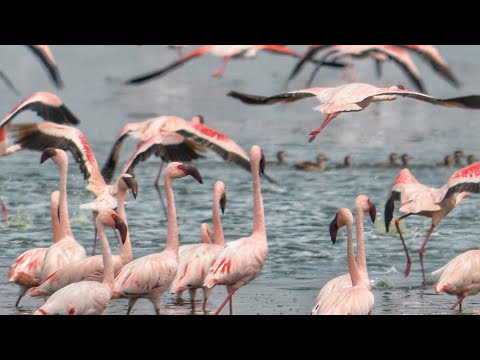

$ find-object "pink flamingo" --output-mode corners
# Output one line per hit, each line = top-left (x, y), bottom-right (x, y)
(34, 209), (128, 315)
(203, 145), (268, 315)
(384, 163), (480, 284)
(111, 162), (203, 315)
(311, 206), (374, 315)
(26, 45), (63, 89)
(8, 191), (61, 306)
(311, 195), (376, 311)
(228, 82), (480, 142)
(431, 250), (480, 312)
(39, 148), (86, 281)
(170, 180), (227, 313)
(126, 45), (328, 84)
(28, 174), (137, 297)
(289, 45), (425, 92)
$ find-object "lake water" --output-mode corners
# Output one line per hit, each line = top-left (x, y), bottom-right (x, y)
(1, 45), (480, 315)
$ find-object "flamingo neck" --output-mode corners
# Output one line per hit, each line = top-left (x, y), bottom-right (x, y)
(97, 222), (114, 287)
(355, 203), (367, 273)
(116, 190), (132, 265)
(251, 161), (266, 237)
(164, 175), (179, 255)
(346, 219), (362, 286)
(213, 191), (225, 246)
(58, 158), (73, 238)
(51, 199), (61, 243)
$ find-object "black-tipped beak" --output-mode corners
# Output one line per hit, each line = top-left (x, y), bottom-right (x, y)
(113, 215), (128, 244)
(329, 214), (339, 244)
(184, 165), (203, 184)
(220, 193), (227, 214)
(260, 152), (266, 175)
(40, 148), (57, 164)
(123, 176), (138, 199)
(368, 200), (377, 223)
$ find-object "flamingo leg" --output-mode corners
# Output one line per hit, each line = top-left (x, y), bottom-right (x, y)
(308, 112), (341, 143)
(395, 213), (413, 277)
(126, 298), (138, 315)
(0, 195), (7, 221)
(154, 161), (167, 218)
(15, 295), (22, 307)
(229, 295), (233, 315)
(176, 290), (184, 305)
(214, 287), (237, 315)
(450, 295), (465, 311)
(202, 287), (212, 313)
(189, 288), (197, 313)
(213, 56), (231, 78)
(419, 223), (436, 286)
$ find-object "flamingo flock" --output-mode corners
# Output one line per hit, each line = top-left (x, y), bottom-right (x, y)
(4, 45), (480, 315)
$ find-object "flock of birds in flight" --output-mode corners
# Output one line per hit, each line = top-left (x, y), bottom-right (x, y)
(4, 45), (480, 315)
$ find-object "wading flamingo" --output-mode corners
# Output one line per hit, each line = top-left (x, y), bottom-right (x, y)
(34, 209), (128, 315)
(111, 162), (203, 315)
(227, 83), (480, 142)
(203, 145), (268, 315)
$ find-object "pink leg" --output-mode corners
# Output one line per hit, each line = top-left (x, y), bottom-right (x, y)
(189, 288), (197, 313)
(213, 56), (231, 78)
(214, 287), (237, 315)
(395, 213), (413, 277)
(450, 295), (465, 311)
(308, 112), (341, 143)
(127, 298), (138, 315)
(419, 224), (436, 286)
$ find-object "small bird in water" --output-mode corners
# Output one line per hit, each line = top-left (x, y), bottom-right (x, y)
(335, 155), (353, 169)
(295, 153), (328, 171)
(467, 154), (476, 165)
(400, 153), (413, 167)
(267, 150), (287, 165)
(454, 150), (465, 167)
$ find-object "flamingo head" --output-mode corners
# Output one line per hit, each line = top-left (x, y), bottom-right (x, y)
(119, 174), (138, 199)
(167, 162), (203, 184)
(329, 208), (353, 244)
(97, 209), (128, 244)
(40, 148), (58, 163)
(329, 213), (339, 244)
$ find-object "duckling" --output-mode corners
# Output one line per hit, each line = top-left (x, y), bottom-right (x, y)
(373, 152), (399, 168)
(467, 154), (477, 165)
(454, 150), (465, 167)
(295, 153), (328, 171)
(438, 154), (454, 168)
(267, 150), (287, 165)
(335, 155), (352, 169)
(400, 153), (413, 167)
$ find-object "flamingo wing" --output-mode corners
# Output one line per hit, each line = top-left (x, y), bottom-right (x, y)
(101, 132), (131, 183)
(287, 45), (332, 82)
(26, 45), (63, 88)
(441, 162), (480, 200)
(8, 248), (48, 287)
(228, 89), (317, 105)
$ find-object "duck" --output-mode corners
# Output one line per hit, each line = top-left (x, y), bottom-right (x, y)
(295, 153), (328, 171)
(267, 150), (287, 165)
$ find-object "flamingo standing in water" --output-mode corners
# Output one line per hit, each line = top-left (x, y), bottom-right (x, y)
(29, 174), (137, 297)
(170, 180), (227, 313)
(34, 209), (128, 315)
(311, 206), (374, 315)
(39, 148), (86, 281)
(227, 82), (480, 142)
(203, 145), (268, 315)
(384, 163), (480, 284)
(8, 191), (61, 307)
(310, 195), (376, 313)
(126, 45), (345, 85)
(112, 162), (203, 315)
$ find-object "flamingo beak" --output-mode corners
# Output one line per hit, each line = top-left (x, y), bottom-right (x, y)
(113, 215), (128, 244)
(40, 148), (57, 164)
(184, 165), (203, 184)
(260, 152), (266, 175)
(368, 200), (377, 223)
(329, 214), (339, 244)
(123, 176), (138, 199)
(220, 193), (227, 214)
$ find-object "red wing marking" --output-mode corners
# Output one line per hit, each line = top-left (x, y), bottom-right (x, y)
(192, 123), (229, 141)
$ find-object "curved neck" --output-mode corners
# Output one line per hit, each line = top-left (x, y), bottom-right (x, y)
(51, 197), (61, 243)
(251, 161), (265, 237)
(97, 222), (114, 287)
(116, 190), (132, 265)
(355, 204), (367, 272)
(58, 158), (72, 238)
(164, 174), (179, 254)
(213, 192), (224, 246)
(346, 220), (362, 286)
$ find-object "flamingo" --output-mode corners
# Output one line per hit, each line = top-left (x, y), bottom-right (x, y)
(289, 45), (426, 92)
(39, 148), (86, 281)
(126, 45), (345, 85)
(203, 145), (268, 315)
(170, 180), (227, 313)
(227, 82), (480, 142)
(34, 209), (128, 315)
(310, 195), (376, 313)
(8, 191), (61, 307)
(384, 163), (480, 284)
(431, 250), (480, 312)
(310, 206), (374, 315)
(111, 162), (203, 315)
(26, 45), (64, 89)
(28, 174), (137, 297)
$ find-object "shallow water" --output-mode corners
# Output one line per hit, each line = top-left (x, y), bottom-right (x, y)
(2, 45), (480, 315)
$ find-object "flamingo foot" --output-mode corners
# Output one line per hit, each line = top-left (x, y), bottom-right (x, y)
(404, 261), (412, 277)
(212, 70), (224, 78)
(308, 128), (321, 143)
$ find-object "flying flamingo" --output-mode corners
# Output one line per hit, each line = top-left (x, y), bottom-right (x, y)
(26, 45), (64, 89)
(310, 206), (374, 315)
(8, 191), (61, 307)
(227, 82), (480, 142)
(111, 162), (203, 315)
(39, 148), (86, 281)
(126, 45), (345, 85)
(310, 195), (376, 312)
(34, 209), (128, 315)
(28, 174), (137, 297)
(170, 180), (227, 313)
(289, 45), (426, 92)
(203, 145), (268, 315)
(384, 163), (480, 284)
